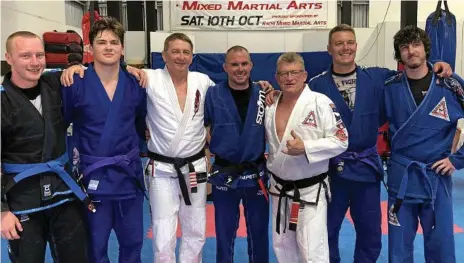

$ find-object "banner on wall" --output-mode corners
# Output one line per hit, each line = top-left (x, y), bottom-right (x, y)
(169, 1), (329, 30)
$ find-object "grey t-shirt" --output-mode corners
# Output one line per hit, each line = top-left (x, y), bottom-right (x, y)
(332, 71), (357, 111)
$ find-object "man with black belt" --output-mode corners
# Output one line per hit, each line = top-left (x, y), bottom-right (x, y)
(265, 52), (348, 263)
(143, 33), (214, 263)
(204, 45), (270, 263)
(1, 31), (90, 263)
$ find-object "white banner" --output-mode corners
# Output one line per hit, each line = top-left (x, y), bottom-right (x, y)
(169, 1), (329, 31)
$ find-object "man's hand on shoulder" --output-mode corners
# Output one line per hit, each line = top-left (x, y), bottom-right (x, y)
(433, 62), (453, 78)
(126, 66), (148, 88)
(61, 65), (85, 87)
(1, 211), (22, 240)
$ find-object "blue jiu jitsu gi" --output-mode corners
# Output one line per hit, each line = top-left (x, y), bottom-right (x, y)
(204, 80), (269, 263)
(61, 64), (147, 263)
(426, 0), (457, 71)
(383, 65), (464, 263)
(309, 65), (395, 263)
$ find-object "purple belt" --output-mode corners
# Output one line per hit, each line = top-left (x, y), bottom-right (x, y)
(79, 147), (147, 198)
(331, 146), (380, 173)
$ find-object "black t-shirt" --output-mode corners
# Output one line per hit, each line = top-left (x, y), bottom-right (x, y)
(228, 82), (251, 123)
(408, 71), (432, 106)
(5, 74), (41, 100)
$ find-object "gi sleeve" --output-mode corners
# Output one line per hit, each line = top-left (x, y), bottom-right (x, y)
(135, 86), (147, 139)
(204, 87), (214, 127)
(446, 74), (464, 169)
(60, 75), (80, 126)
(304, 95), (349, 163)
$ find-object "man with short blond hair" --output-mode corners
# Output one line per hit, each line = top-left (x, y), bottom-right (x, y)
(266, 52), (348, 262)
(1, 31), (89, 263)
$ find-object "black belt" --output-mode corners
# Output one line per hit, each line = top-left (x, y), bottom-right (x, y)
(147, 150), (206, 206)
(212, 155), (268, 201)
(271, 172), (328, 234)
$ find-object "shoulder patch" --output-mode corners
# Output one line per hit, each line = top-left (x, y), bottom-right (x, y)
(384, 71), (403, 86)
(0, 85), (4, 92)
(440, 77), (464, 107)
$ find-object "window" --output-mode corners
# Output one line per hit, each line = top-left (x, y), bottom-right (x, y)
(337, 0), (369, 28)
(65, 0), (85, 28)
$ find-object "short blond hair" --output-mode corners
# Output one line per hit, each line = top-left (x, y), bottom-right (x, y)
(163, 33), (193, 52)
(6, 31), (41, 53)
(328, 24), (356, 44)
(276, 52), (305, 70)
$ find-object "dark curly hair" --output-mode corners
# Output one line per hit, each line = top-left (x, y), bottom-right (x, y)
(393, 25), (431, 62)
(89, 17), (125, 46)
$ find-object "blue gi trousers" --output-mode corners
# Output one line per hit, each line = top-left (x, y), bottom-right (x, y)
(86, 195), (144, 263)
(388, 177), (455, 263)
(212, 185), (269, 263)
(328, 175), (382, 263)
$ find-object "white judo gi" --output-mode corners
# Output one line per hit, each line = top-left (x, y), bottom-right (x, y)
(265, 86), (348, 263)
(144, 67), (214, 263)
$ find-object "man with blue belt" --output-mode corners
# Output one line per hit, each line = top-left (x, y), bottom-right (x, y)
(307, 24), (452, 263)
(60, 17), (147, 263)
(205, 45), (269, 263)
(383, 25), (464, 263)
(1, 31), (90, 263)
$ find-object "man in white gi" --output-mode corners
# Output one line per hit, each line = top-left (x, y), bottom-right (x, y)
(265, 52), (349, 263)
(143, 33), (213, 263)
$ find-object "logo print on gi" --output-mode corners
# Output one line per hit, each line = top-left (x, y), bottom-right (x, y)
(192, 90), (201, 119)
(256, 89), (266, 125)
(335, 129), (347, 142)
(429, 97), (450, 121)
(302, 111), (317, 127)
(330, 103), (342, 122)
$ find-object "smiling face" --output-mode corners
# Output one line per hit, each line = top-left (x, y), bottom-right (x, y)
(223, 50), (253, 87)
(162, 39), (193, 74)
(90, 29), (124, 66)
(328, 31), (357, 67)
(5, 35), (45, 87)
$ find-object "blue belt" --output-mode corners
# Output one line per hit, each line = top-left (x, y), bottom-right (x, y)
(2, 153), (95, 214)
(389, 155), (438, 214)
(80, 147), (148, 199)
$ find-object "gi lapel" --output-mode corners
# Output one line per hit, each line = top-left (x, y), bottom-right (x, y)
(221, 82), (243, 134)
(391, 72), (437, 149)
(240, 84), (265, 141)
(165, 70), (196, 156)
(272, 87), (310, 171)
(88, 66), (126, 154)
(326, 66), (354, 128)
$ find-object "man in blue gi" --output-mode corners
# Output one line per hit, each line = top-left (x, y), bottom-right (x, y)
(60, 17), (147, 263)
(308, 24), (452, 263)
(383, 25), (464, 263)
(205, 45), (269, 263)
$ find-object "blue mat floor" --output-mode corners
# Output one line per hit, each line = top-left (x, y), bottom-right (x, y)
(2, 172), (464, 262)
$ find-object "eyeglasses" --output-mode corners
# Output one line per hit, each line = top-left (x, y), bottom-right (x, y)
(276, 70), (305, 78)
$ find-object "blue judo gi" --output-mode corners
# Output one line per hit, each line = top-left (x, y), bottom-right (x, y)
(61, 64), (147, 263)
(205, 81), (269, 263)
(309, 65), (394, 263)
(383, 64), (464, 263)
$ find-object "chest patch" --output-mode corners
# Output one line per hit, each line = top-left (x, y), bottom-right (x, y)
(302, 110), (317, 128)
(429, 97), (450, 121)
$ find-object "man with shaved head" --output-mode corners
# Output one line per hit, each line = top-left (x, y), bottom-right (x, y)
(1, 31), (89, 263)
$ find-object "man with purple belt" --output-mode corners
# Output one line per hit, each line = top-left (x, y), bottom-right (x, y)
(60, 17), (147, 263)
(308, 24), (452, 263)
